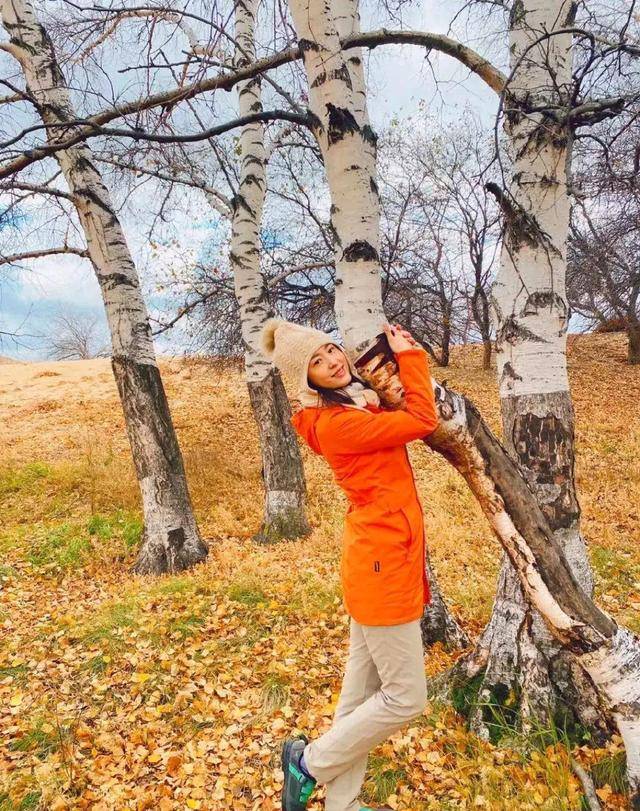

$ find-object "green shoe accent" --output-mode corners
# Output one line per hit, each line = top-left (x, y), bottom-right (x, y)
(288, 763), (304, 781)
(281, 736), (316, 810)
(300, 778), (315, 803)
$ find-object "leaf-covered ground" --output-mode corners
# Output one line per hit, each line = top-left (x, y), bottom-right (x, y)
(0, 333), (638, 810)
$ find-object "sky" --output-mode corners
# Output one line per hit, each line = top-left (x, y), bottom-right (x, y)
(0, 0), (501, 361)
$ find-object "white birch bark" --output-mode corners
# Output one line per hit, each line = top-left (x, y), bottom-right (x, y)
(492, 0), (573, 399)
(0, 0), (207, 574)
(232, 0), (272, 387)
(290, 0), (467, 647)
(288, 0), (385, 354)
(288, 0), (640, 800)
(479, 0), (602, 739)
(332, 0), (368, 128)
(231, 0), (310, 541)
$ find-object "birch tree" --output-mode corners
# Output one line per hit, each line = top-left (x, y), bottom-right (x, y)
(287, 0), (640, 801)
(93, 0), (313, 543)
(0, 0), (208, 575)
(230, 0), (310, 541)
(463, 0), (603, 738)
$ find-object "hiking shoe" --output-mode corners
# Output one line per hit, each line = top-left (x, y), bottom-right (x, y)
(281, 734), (316, 810)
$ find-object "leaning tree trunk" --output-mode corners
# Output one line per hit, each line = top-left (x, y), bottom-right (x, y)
(231, 0), (310, 542)
(1, 0), (207, 574)
(290, 0), (469, 650)
(478, 0), (610, 743)
(357, 334), (639, 803)
(289, 0), (640, 801)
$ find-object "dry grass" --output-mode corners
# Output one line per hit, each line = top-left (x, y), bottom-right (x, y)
(0, 334), (638, 810)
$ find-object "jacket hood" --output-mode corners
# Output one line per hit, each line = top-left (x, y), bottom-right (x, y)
(290, 406), (325, 455)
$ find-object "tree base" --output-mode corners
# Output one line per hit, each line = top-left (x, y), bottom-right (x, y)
(421, 548), (471, 650)
(247, 370), (311, 542)
(464, 558), (614, 747)
(252, 504), (312, 544)
(132, 525), (208, 575)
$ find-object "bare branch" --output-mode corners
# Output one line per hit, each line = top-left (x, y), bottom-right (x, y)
(0, 181), (75, 200)
(267, 260), (333, 288)
(347, 29), (506, 93)
(0, 111), (315, 180)
(0, 246), (89, 266)
(98, 156), (233, 215)
(0, 29), (505, 178)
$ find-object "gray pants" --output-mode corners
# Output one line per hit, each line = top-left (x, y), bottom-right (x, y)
(303, 617), (427, 811)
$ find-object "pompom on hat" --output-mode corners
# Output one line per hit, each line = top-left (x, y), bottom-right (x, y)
(260, 317), (362, 407)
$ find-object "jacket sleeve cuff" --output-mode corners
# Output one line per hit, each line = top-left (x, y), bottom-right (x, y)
(394, 347), (428, 358)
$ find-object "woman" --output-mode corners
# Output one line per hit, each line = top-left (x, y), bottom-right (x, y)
(259, 318), (439, 811)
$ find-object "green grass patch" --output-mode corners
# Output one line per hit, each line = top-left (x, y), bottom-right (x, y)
(0, 462), (51, 497)
(591, 546), (639, 596)
(87, 509), (142, 552)
(153, 576), (197, 596)
(590, 750), (628, 794)
(6, 510), (143, 572)
(450, 670), (485, 719)
(364, 754), (407, 804)
(217, 612), (272, 653)
(477, 683), (520, 746)
(166, 613), (207, 639)
(25, 522), (92, 569)
(80, 654), (110, 675)
(287, 571), (342, 616)
(228, 581), (267, 606)
(0, 526), (28, 556)
(0, 790), (42, 811)
(0, 663), (29, 684)
(77, 599), (138, 648)
(8, 717), (71, 760)
(449, 672), (520, 746)
(261, 673), (290, 712)
(0, 564), (19, 581)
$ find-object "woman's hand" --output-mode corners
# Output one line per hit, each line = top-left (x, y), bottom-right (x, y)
(383, 322), (419, 353)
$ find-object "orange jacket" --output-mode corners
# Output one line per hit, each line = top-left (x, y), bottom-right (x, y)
(290, 347), (439, 625)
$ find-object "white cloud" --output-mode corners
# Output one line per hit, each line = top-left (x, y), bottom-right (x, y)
(17, 252), (101, 305)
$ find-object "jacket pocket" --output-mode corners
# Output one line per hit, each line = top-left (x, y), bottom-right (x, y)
(343, 503), (413, 573)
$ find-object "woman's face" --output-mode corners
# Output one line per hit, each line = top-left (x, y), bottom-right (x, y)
(308, 343), (352, 389)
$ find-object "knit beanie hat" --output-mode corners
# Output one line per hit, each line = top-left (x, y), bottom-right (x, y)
(259, 317), (365, 407)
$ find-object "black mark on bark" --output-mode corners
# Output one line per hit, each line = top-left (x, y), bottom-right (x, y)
(343, 241), (379, 263)
(498, 315), (547, 345)
(512, 412), (579, 530)
(361, 124), (378, 147)
(520, 291), (567, 319)
(326, 103), (359, 145)
(102, 272), (138, 290)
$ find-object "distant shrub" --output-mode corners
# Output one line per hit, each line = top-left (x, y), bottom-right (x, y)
(594, 317), (630, 333)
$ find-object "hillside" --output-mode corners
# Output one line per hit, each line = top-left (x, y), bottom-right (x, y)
(0, 333), (638, 810)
